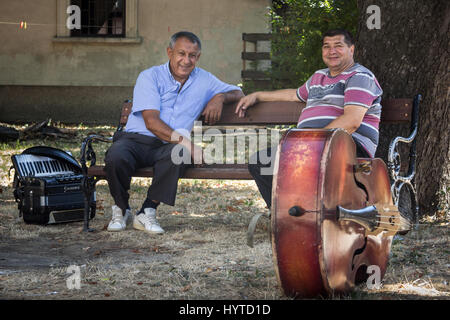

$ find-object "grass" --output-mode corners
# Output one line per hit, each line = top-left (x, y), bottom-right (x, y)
(0, 122), (448, 300)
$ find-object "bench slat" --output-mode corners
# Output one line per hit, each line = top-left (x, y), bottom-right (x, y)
(241, 52), (271, 60)
(88, 164), (253, 180)
(379, 98), (413, 123)
(242, 33), (272, 42)
(218, 101), (303, 125)
(119, 99), (413, 128)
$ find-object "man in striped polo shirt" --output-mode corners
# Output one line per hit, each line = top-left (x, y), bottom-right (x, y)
(235, 29), (383, 209)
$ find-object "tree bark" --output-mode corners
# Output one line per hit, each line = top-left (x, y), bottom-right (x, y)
(355, 0), (449, 216)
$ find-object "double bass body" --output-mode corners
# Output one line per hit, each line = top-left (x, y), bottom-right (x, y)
(271, 129), (396, 298)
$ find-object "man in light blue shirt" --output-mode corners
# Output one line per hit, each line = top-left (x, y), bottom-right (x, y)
(126, 60), (241, 137)
(104, 31), (243, 234)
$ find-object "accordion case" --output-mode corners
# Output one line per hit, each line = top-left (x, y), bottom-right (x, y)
(11, 146), (95, 225)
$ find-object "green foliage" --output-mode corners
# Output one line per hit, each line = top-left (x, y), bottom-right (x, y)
(241, 80), (261, 95)
(269, 0), (358, 89)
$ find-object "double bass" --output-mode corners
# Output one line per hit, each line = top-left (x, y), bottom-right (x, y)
(271, 128), (410, 298)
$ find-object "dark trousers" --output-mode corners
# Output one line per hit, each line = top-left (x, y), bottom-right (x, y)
(104, 131), (188, 213)
(248, 140), (371, 209)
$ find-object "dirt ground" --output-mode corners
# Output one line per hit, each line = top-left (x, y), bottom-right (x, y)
(0, 125), (448, 300)
(0, 180), (281, 300)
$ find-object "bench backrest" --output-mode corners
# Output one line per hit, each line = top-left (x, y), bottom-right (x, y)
(118, 99), (414, 130)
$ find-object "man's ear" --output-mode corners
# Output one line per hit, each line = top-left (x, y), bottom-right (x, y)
(167, 47), (173, 58)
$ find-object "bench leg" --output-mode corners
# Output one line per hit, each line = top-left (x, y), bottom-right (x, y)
(81, 175), (96, 232)
(392, 181), (419, 234)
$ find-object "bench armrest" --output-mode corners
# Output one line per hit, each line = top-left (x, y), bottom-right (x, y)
(387, 94), (421, 219)
(80, 134), (113, 174)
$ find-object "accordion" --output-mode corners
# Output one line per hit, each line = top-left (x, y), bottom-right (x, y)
(11, 146), (95, 225)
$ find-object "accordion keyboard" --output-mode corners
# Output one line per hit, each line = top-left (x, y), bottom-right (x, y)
(13, 154), (75, 177)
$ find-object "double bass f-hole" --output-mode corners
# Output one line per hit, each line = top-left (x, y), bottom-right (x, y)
(351, 236), (368, 271)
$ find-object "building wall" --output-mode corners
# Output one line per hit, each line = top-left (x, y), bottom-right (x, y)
(0, 0), (270, 124)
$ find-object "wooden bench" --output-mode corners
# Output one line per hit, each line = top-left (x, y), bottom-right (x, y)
(79, 95), (421, 235)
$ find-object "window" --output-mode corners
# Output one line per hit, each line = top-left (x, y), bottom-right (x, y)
(55, 0), (139, 42)
(70, 0), (126, 37)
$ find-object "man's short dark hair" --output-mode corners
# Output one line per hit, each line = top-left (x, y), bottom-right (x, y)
(322, 29), (354, 46)
(169, 31), (202, 50)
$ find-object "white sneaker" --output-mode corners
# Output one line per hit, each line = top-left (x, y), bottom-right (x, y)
(133, 208), (165, 234)
(107, 205), (132, 232)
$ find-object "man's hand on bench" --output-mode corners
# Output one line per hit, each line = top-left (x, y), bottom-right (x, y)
(202, 93), (224, 125)
(235, 93), (258, 118)
(176, 132), (203, 164)
(203, 90), (244, 124)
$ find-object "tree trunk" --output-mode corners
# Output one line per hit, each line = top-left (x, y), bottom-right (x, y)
(355, 0), (449, 216)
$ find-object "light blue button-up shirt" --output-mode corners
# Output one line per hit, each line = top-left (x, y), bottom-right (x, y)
(125, 62), (242, 138)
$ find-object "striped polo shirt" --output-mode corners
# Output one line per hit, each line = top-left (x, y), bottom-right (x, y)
(296, 63), (383, 157)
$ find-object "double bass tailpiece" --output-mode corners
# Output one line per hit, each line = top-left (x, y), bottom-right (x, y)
(337, 203), (411, 236)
